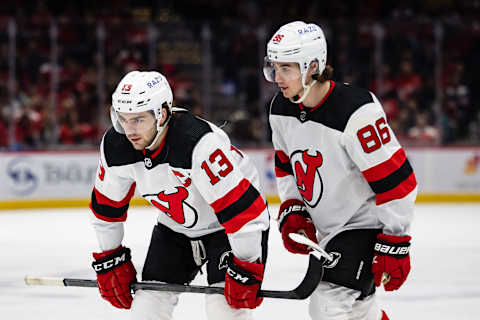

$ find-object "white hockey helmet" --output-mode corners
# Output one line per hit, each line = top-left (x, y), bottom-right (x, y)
(264, 21), (327, 103)
(110, 71), (173, 147)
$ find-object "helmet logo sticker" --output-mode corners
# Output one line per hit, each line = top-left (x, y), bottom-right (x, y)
(272, 34), (284, 43)
(121, 84), (132, 92)
(297, 25), (318, 35)
(147, 76), (163, 88)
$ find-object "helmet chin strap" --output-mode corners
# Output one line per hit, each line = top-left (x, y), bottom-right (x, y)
(289, 80), (317, 104)
(146, 115), (171, 150)
(145, 127), (163, 150)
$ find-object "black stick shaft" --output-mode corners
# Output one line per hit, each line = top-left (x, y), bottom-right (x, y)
(63, 279), (299, 299)
(28, 254), (323, 300)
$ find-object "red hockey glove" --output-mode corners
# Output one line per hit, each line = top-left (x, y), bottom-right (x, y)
(278, 199), (317, 254)
(372, 233), (411, 291)
(224, 252), (264, 309)
(92, 246), (137, 309)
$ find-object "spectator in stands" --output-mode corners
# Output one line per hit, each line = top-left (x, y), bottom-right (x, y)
(408, 112), (440, 145)
(3, 1), (478, 149)
(445, 63), (472, 139)
(0, 111), (8, 148)
(395, 58), (422, 103)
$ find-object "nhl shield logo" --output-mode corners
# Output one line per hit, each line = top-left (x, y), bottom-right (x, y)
(144, 157), (153, 168)
(299, 110), (307, 122)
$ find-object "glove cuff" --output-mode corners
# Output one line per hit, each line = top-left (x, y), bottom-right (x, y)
(377, 233), (411, 244)
(92, 246), (132, 274)
(278, 199), (309, 230)
(374, 234), (411, 258)
(233, 256), (264, 276)
(226, 253), (263, 285)
(92, 245), (123, 260)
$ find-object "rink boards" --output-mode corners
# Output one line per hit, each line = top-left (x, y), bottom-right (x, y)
(1, 147), (480, 209)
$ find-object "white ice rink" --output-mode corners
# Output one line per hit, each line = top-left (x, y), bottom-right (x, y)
(1, 203), (480, 319)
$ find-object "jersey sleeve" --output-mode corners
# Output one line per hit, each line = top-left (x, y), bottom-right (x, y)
(89, 137), (136, 251)
(269, 106), (303, 204)
(191, 128), (269, 261)
(342, 93), (417, 236)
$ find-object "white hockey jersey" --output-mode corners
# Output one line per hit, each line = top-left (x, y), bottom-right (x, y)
(90, 110), (269, 261)
(269, 81), (417, 246)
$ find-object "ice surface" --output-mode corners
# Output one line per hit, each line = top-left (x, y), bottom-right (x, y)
(1, 204), (479, 319)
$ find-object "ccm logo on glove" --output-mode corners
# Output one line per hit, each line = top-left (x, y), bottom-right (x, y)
(222, 251), (264, 309)
(92, 246), (137, 309)
(92, 251), (130, 273)
(225, 263), (260, 285)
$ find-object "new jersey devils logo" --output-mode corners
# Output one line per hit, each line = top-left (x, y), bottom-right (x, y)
(291, 150), (324, 208)
(144, 187), (198, 228)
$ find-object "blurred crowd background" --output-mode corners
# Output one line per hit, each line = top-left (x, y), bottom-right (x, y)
(0, 0), (479, 150)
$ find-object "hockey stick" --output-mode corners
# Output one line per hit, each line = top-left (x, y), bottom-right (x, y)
(288, 233), (333, 262)
(25, 252), (324, 300)
(289, 232), (391, 285)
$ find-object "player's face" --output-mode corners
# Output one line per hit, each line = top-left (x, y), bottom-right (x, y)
(272, 62), (303, 99)
(117, 111), (157, 150)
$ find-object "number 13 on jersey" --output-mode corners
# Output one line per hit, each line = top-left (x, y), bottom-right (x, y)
(201, 149), (234, 185)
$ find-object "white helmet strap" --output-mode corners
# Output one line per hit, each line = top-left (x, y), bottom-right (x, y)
(290, 79), (317, 104)
(145, 106), (171, 150)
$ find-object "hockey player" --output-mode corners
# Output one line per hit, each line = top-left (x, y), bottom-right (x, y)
(264, 21), (417, 320)
(90, 71), (270, 319)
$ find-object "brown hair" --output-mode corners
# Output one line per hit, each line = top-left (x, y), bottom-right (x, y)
(313, 65), (333, 83)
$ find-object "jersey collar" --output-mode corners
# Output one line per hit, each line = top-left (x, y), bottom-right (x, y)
(299, 80), (335, 112)
(141, 133), (168, 169)
(143, 135), (167, 160)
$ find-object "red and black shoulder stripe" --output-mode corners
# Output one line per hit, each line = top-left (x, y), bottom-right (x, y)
(362, 148), (417, 205)
(90, 183), (136, 222)
(274, 150), (294, 177)
(210, 179), (266, 234)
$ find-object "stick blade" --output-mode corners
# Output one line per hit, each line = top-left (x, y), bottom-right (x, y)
(290, 253), (324, 299)
(259, 252), (324, 299)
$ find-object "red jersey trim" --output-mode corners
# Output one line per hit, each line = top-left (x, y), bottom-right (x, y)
(89, 202), (128, 222)
(275, 150), (290, 163)
(93, 183), (136, 208)
(222, 195), (266, 234)
(275, 167), (291, 177)
(299, 80), (335, 112)
(211, 179), (250, 213)
(275, 150), (293, 177)
(151, 136), (167, 159)
(362, 148), (407, 182)
(376, 173), (417, 205)
(141, 136), (167, 159)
